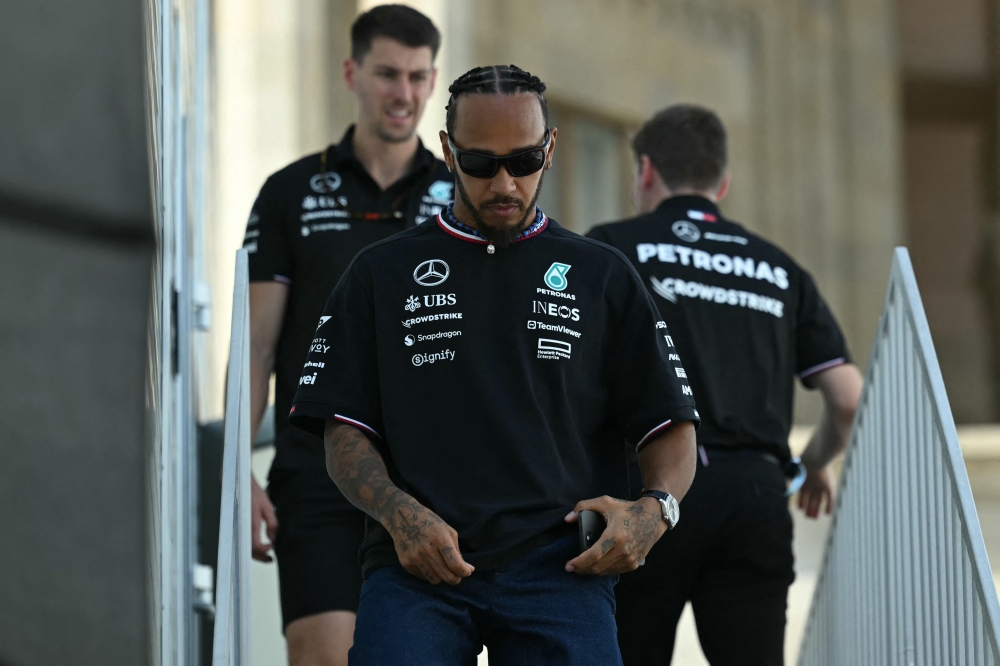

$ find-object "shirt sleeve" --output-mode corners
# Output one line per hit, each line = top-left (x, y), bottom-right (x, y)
(244, 176), (293, 284)
(584, 225), (611, 245)
(288, 257), (383, 439)
(795, 268), (851, 387)
(607, 262), (700, 451)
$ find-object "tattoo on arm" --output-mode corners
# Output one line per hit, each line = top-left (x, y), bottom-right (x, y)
(325, 423), (445, 550)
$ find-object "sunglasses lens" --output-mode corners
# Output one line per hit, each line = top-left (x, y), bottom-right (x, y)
(506, 149), (546, 177)
(458, 153), (498, 179)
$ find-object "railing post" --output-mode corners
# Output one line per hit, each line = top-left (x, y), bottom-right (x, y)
(213, 249), (252, 665)
(797, 247), (1000, 665)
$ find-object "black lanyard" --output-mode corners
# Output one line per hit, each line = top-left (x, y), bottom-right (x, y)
(319, 146), (422, 221)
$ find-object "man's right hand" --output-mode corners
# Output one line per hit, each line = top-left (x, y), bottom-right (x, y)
(383, 498), (474, 585)
(251, 476), (279, 562)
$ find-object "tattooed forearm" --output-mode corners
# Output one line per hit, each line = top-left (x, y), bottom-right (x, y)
(324, 422), (446, 546)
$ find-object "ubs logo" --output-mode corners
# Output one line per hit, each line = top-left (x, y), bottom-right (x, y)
(672, 221), (701, 243)
(413, 259), (450, 287)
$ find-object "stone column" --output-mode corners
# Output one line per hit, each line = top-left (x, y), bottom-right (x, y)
(977, 0), (1000, 420)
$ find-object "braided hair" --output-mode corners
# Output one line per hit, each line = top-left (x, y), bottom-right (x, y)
(445, 65), (548, 134)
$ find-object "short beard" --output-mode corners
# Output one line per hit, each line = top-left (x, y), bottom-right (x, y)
(455, 170), (545, 249)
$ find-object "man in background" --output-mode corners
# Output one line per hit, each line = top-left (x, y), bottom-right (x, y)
(587, 105), (863, 665)
(241, 5), (451, 665)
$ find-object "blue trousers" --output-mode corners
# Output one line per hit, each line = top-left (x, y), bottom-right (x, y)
(350, 535), (623, 666)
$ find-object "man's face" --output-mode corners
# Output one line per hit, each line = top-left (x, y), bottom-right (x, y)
(347, 37), (436, 143)
(441, 94), (557, 246)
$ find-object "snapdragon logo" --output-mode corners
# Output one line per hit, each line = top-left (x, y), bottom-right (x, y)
(412, 349), (456, 366)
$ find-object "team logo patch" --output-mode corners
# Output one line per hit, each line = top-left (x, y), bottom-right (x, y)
(543, 262), (571, 291)
(672, 221), (701, 243)
(316, 316), (331, 330)
(427, 180), (454, 203)
(309, 172), (342, 193)
(537, 338), (572, 360)
(414, 259), (450, 287)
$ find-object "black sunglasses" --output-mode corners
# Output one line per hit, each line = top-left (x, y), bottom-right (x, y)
(447, 129), (551, 179)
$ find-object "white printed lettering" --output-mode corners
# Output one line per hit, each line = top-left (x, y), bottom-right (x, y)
(637, 244), (657, 263)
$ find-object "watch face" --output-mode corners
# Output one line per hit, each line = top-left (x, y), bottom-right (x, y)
(665, 497), (680, 526)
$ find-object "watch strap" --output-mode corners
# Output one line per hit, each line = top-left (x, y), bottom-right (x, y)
(639, 489), (671, 502)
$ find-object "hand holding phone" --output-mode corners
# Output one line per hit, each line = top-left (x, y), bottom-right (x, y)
(577, 509), (607, 554)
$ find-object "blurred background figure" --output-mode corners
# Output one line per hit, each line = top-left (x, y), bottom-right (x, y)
(240, 5), (449, 665)
(588, 104), (864, 665)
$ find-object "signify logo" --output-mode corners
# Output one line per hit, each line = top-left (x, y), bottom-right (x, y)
(412, 349), (456, 366)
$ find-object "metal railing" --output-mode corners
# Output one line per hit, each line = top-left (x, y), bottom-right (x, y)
(798, 248), (1000, 665)
(212, 249), (252, 665)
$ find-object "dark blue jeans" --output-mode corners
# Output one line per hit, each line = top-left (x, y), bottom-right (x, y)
(350, 535), (623, 665)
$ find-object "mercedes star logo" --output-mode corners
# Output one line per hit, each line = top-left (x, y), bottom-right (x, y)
(413, 259), (450, 287)
(671, 220), (701, 243)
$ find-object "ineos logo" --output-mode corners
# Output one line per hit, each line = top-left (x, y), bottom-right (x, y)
(672, 221), (701, 243)
(413, 259), (450, 287)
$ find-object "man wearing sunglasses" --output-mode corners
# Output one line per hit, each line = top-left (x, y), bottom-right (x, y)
(288, 65), (700, 665)
(239, 6), (452, 665)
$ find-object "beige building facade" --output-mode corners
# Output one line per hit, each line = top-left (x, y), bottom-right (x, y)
(207, 0), (906, 424)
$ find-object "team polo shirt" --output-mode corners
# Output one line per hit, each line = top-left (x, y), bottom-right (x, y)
(244, 126), (453, 473)
(289, 209), (699, 573)
(587, 195), (850, 461)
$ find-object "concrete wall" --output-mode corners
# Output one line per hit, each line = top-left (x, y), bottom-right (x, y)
(0, 1), (155, 664)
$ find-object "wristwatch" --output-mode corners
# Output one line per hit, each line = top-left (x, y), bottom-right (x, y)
(639, 489), (680, 530)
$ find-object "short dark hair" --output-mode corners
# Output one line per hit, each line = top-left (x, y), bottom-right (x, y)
(445, 65), (548, 135)
(632, 104), (727, 192)
(351, 4), (441, 62)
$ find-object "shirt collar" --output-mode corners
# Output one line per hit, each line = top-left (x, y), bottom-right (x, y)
(437, 203), (548, 245)
(327, 124), (436, 173)
(655, 195), (722, 223)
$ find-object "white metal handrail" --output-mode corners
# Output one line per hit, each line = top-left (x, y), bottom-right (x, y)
(798, 248), (1000, 665)
(213, 249), (252, 665)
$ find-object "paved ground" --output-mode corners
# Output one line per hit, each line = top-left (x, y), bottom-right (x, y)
(249, 426), (1000, 665)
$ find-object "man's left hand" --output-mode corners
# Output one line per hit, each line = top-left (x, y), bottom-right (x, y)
(563, 496), (666, 575)
(797, 465), (835, 519)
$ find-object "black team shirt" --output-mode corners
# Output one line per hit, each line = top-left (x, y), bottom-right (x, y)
(587, 195), (850, 461)
(243, 126), (452, 474)
(289, 208), (699, 574)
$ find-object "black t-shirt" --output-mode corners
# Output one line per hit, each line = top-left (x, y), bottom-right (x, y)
(289, 210), (698, 574)
(243, 126), (453, 474)
(587, 195), (849, 460)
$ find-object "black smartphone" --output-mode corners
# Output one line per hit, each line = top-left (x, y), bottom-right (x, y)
(578, 510), (607, 554)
